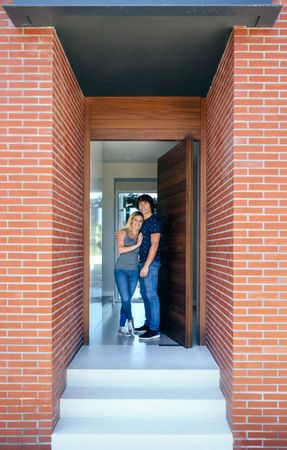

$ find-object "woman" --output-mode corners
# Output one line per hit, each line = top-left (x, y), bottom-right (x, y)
(114, 211), (144, 336)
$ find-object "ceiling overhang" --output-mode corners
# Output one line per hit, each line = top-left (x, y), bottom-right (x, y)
(4, 1), (281, 96)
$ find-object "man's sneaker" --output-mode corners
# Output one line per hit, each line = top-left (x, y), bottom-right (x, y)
(134, 324), (149, 335)
(118, 326), (132, 337)
(139, 329), (160, 341)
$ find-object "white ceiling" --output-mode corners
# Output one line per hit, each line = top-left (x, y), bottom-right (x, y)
(102, 141), (178, 163)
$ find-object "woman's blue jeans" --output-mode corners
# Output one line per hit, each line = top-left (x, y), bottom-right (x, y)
(114, 268), (139, 327)
(139, 261), (160, 331)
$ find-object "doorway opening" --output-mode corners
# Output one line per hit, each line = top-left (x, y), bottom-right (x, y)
(89, 139), (200, 346)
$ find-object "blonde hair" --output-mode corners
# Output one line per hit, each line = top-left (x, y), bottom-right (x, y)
(125, 211), (144, 235)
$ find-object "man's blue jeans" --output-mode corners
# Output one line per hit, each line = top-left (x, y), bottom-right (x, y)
(114, 268), (139, 327)
(139, 261), (160, 332)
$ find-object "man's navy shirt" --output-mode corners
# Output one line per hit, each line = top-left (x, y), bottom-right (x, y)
(139, 214), (162, 264)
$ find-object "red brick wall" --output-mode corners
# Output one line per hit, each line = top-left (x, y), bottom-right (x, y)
(51, 27), (84, 428)
(0, 2), (84, 448)
(207, 1), (287, 449)
(205, 33), (235, 427)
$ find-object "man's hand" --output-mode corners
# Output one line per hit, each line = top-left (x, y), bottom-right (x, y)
(140, 265), (149, 278)
(139, 233), (160, 277)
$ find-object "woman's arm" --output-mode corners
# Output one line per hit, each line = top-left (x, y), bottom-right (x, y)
(117, 230), (143, 255)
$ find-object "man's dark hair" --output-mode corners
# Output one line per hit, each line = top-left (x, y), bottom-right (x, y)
(137, 194), (155, 213)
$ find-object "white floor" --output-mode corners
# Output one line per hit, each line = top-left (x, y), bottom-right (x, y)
(70, 303), (218, 371)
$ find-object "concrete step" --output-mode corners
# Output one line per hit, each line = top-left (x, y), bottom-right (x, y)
(67, 368), (220, 387)
(53, 354), (232, 450)
(60, 385), (226, 418)
(52, 416), (233, 450)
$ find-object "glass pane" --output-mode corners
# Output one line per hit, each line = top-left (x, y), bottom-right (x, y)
(118, 192), (158, 227)
(90, 143), (103, 337)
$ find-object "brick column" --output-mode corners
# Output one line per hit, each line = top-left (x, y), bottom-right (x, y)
(0, 3), (85, 448)
(206, 32), (235, 427)
(207, 1), (287, 448)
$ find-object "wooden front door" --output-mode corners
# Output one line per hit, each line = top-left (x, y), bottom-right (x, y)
(157, 138), (194, 348)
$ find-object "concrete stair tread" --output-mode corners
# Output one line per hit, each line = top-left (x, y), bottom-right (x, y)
(67, 368), (220, 387)
(69, 345), (219, 370)
(62, 385), (224, 400)
(53, 416), (232, 436)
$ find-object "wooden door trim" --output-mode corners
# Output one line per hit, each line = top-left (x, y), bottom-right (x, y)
(185, 137), (194, 347)
(88, 96), (201, 141)
(83, 96), (206, 345)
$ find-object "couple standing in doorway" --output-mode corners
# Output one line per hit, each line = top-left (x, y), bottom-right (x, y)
(114, 194), (162, 341)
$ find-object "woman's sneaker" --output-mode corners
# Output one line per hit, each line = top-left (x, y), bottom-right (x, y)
(134, 324), (149, 335)
(127, 320), (135, 335)
(118, 326), (132, 337)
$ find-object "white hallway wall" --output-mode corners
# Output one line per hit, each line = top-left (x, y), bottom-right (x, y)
(102, 162), (157, 297)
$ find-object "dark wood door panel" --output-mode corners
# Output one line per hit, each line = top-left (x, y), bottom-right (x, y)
(158, 183), (187, 201)
(157, 138), (193, 348)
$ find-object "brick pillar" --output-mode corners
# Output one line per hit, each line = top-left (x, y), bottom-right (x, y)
(207, 1), (287, 449)
(205, 32), (235, 427)
(0, 3), (85, 448)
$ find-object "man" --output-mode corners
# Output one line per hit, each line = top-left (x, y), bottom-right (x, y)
(134, 194), (162, 341)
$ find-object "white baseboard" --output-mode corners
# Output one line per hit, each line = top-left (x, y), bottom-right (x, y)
(102, 290), (114, 298)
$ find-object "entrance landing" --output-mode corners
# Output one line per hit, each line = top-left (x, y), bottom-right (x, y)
(69, 343), (218, 370)
(70, 304), (217, 370)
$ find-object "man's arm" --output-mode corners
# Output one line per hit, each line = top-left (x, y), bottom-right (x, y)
(140, 232), (160, 278)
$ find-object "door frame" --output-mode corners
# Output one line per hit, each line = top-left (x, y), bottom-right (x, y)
(83, 97), (207, 345)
